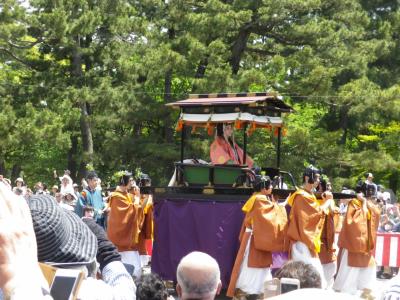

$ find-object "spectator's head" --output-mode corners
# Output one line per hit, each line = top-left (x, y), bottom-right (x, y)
(55, 192), (62, 203)
(73, 183), (79, 191)
(13, 187), (23, 195)
(15, 177), (24, 187)
(366, 172), (374, 182)
(176, 251), (221, 300)
(28, 194), (97, 264)
(86, 171), (98, 190)
(275, 261), (321, 289)
(302, 165), (320, 188)
(26, 188), (33, 197)
(3, 177), (11, 187)
(63, 191), (76, 204)
(34, 182), (43, 192)
(60, 174), (72, 186)
(52, 185), (59, 195)
(83, 205), (95, 218)
(136, 273), (169, 300)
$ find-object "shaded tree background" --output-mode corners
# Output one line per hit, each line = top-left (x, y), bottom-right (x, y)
(0, 0), (399, 194)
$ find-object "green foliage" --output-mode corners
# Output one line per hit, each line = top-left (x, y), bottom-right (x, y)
(0, 0), (399, 195)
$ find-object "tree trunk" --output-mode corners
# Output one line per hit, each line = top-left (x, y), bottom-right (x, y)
(11, 164), (21, 182)
(339, 106), (349, 145)
(71, 39), (94, 168)
(230, 28), (251, 74)
(80, 102), (94, 164)
(389, 170), (399, 196)
(67, 134), (79, 181)
(164, 68), (174, 143)
(0, 159), (6, 177)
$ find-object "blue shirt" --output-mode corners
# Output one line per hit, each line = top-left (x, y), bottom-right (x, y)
(75, 188), (105, 226)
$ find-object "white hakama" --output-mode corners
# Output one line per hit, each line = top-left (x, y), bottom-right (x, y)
(333, 249), (376, 295)
(236, 229), (272, 294)
(291, 241), (327, 288)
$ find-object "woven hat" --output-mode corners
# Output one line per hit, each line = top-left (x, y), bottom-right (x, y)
(29, 194), (97, 263)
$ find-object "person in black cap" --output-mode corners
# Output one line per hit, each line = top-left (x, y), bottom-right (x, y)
(285, 165), (335, 288)
(333, 181), (380, 296)
(75, 170), (106, 227)
(107, 171), (144, 278)
(227, 174), (288, 298)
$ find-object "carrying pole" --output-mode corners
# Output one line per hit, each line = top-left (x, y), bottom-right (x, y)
(277, 127), (282, 168)
(243, 124), (248, 165)
(180, 124), (185, 163)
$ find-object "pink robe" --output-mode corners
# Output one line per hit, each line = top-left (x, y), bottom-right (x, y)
(210, 136), (253, 167)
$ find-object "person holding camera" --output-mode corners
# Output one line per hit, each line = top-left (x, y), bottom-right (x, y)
(285, 165), (334, 289)
(227, 175), (288, 299)
(333, 181), (380, 296)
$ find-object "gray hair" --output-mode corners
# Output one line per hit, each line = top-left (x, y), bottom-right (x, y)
(177, 251), (220, 299)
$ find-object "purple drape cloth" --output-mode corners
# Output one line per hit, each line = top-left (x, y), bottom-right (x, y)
(151, 198), (245, 287)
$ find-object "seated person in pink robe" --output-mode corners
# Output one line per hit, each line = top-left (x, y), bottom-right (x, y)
(210, 123), (254, 167)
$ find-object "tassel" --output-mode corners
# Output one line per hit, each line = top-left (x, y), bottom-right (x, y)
(207, 123), (214, 136)
(273, 127), (279, 137)
(176, 119), (183, 131)
(234, 119), (242, 130)
(247, 122), (256, 136)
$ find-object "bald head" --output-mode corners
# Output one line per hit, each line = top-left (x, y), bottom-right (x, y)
(176, 251), (221, 300)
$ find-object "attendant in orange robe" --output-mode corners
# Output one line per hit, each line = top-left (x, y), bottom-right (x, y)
(107, 171), (142, 278)
(227, 175), (288, 298)
(133, 179), (153, 267)
(286, 166), (334, 288)
(333, 182), (380, 295)
(210, 123), (253, 167)
(317, 178), (339, 288)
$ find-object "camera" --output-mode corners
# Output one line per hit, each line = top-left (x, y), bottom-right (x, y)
(264, 278), (300, 298)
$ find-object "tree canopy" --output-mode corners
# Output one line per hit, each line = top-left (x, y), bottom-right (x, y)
(1, 0), (399, 194)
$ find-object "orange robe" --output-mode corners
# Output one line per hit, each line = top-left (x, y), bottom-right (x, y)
(319, 209), (339, 264)
(338, 199), (380, 267)
(226, 193), (288, 297)
(107, 188), (141, 252)
(286, 189), (326, 258)
(137, 195), (153, 255)
(210, 136), (253, 167)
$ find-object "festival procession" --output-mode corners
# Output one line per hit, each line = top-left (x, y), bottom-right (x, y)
(1, 1), (400, 300)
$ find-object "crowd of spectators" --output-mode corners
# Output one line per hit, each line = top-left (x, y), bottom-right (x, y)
(0, 170), (399, 299)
